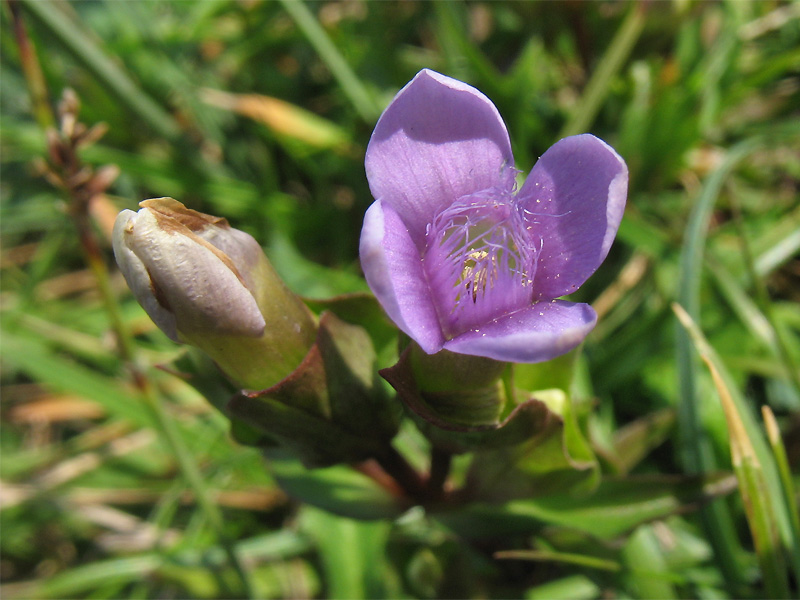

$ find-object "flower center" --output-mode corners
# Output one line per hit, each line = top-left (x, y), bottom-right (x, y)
(423, 189), (538, 338)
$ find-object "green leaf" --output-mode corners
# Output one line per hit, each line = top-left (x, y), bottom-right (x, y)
(265, 450), (407, 521)
(436, 473), (736, 540)
(299, 505), (394, 599)
(228, 312), (400, 467)
(525, 575), (602, 600)
(465, 388), (598, 502)
(622, 525), (679, 599)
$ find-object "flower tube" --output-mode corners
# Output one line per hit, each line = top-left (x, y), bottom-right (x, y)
(360, 70), (628, 363)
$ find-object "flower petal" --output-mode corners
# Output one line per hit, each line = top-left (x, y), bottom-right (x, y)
(518, 134), (627, 299)
(442, 300), (597, 363)
(117, 207), (266, 341)
(113, 210), (180, 341)
(365, 69), (514, 248)
(360, 200), (446, 354)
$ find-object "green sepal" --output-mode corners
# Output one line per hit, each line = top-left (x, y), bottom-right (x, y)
(380, 345), (561, 454)
(227, 311), (401, 467)
(304, 292), (398, 353)
(465, 388), (599, 502)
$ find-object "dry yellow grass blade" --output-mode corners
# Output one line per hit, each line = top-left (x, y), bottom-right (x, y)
(201, 88), (356, 155)
(672, 303), (790, 598)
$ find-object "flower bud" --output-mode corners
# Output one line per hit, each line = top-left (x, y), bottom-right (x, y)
(113, 198), (316, 389)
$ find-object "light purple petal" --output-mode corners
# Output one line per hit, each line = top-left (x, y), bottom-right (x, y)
(442, 300), (597, 363)
(365, 69), (514, 248)
(360, 200), (446, 354)
(518, 134), (627, 299)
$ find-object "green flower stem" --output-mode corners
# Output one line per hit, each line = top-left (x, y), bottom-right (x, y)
(426, 446), (453, 502)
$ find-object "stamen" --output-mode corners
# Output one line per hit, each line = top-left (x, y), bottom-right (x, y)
(423, 188), (538, 338)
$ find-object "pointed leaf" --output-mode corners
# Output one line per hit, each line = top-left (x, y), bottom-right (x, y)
(436, 473), (736, 540)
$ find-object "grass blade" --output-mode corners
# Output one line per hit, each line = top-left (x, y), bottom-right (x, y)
(201, 88), (354, 154)
(495, 549), (621, 572)
(674, 304), (790, 598)
(559, 4), (645, 138)
(19, 0), (182, 141)
(674, 138), (762, 586)
(300, 506), (394, 599)
(277, 0), (378, 123)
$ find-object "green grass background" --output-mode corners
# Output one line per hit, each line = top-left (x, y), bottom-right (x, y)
(1, 1), (799, 598)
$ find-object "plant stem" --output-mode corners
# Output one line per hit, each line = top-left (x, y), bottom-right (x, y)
(374, 445), (428, 503)
(426, 446), (453, 502)
(7, 0), (54, 128)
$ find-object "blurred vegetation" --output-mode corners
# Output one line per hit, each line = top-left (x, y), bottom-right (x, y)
(1, 0), (799, 598)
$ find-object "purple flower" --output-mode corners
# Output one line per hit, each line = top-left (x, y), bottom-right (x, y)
(359, 70), (628, 363)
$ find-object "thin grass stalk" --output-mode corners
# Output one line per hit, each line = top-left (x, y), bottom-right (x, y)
(7, 0), (54, 128)
(707, 370), (789, 599)
(675, 140), (760, 587)
(277, 0), (378, 123)
(19, 0), (182, 142)
(494, 550), (622, 573)
(559, 3), (646, 138)
(705, 360), (790, 598)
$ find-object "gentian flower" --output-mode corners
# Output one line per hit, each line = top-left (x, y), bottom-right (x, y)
(360, 70), (627, 363)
